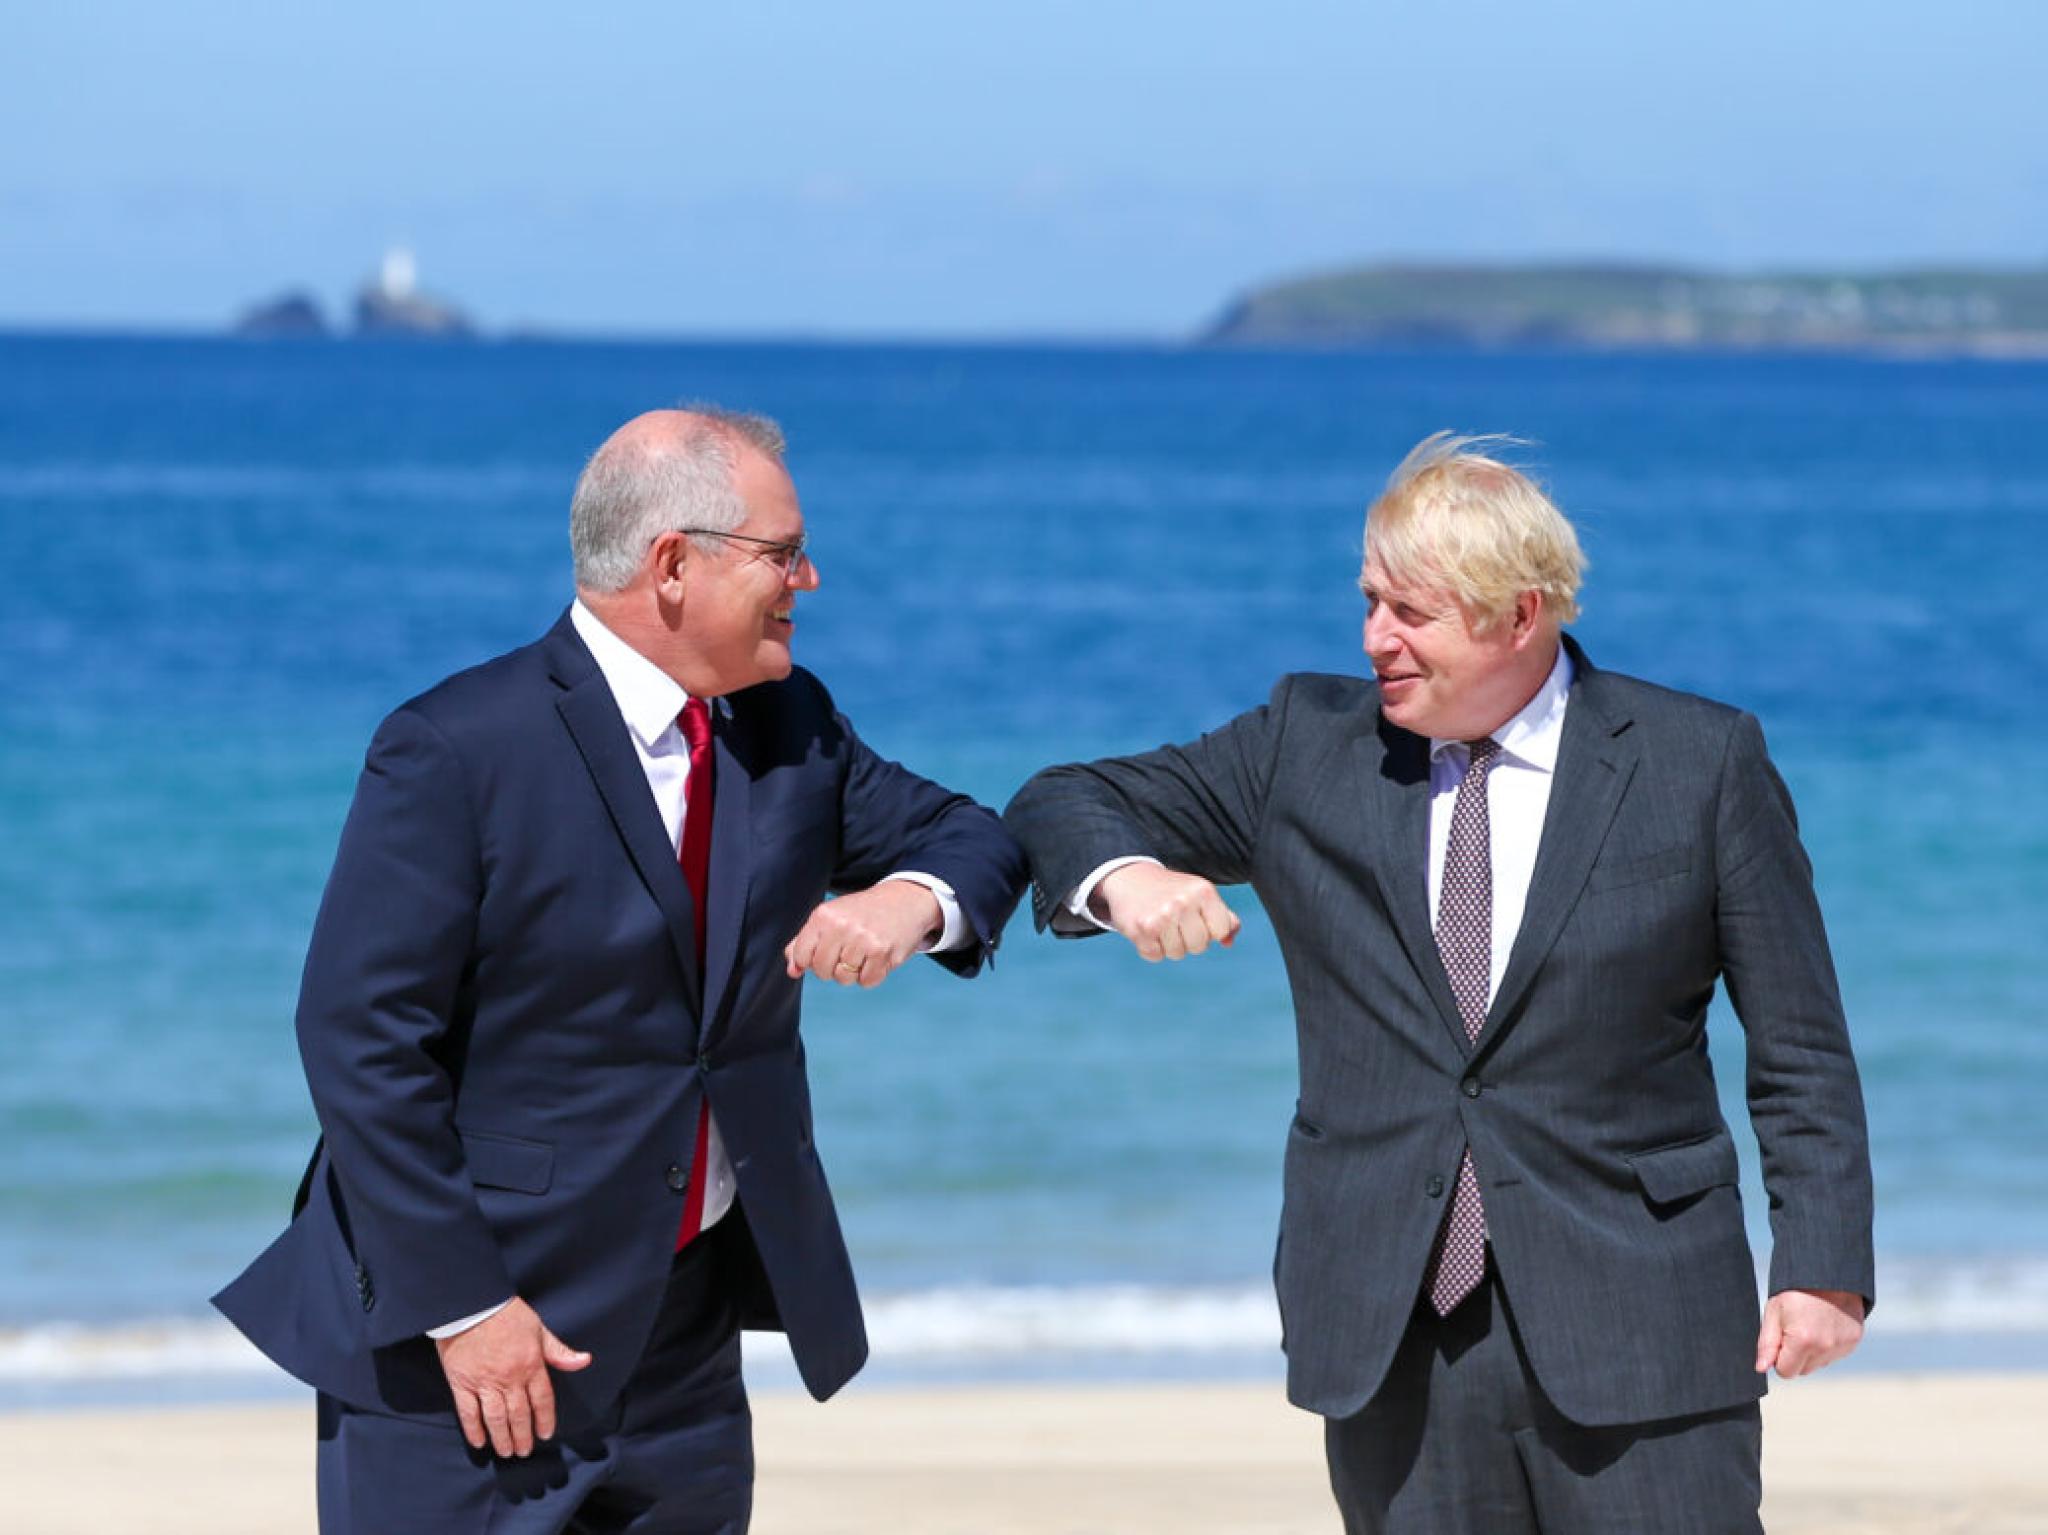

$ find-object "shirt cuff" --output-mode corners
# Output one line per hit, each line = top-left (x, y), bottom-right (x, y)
(426, 1298), (512, 1340)
(882, 871), (966, 952)
(1055, 855), (1164, 934)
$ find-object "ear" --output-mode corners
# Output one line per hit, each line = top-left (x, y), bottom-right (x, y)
(1508, 590), (1543, 646)
(647, 530), (691, 601)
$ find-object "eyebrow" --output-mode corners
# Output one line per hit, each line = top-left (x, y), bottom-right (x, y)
(1361, 584), (1443, 616)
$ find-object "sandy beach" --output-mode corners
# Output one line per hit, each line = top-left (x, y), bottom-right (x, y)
(5, 1374), (2044, 1533)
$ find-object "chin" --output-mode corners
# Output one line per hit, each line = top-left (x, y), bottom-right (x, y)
(1385, 703), (1448, 739)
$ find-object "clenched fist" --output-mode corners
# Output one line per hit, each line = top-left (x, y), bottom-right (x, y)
(1093, 863), (1240, 962)
(784, 878), (943, 987)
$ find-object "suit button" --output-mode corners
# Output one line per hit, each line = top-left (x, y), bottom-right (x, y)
(665, 1163), (687, 1193)
(697, 1052), (711, 1072)
(1461, 1078), (1482, 1099)
(1427, 1175), (1446, 1198)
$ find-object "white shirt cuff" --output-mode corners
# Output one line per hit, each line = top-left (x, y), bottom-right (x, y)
(1058, 855), (1164, 933)
(426, 1298), (513, 1340)
(882, 871), (967, 952)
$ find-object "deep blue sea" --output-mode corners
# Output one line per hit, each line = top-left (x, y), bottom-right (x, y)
(2, 335), (2045, 1400)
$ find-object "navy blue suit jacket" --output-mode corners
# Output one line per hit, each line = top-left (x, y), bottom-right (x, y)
(216, 612), (1025, 1422)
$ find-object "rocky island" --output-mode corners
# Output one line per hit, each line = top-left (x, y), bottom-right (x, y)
(233, 291), (330, 338)
(1200, 262), (2048, 356)
(232, 248), (474, 340)
(351, 247), (473, 338)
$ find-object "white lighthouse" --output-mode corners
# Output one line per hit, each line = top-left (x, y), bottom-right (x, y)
(377, 246), (419, 301)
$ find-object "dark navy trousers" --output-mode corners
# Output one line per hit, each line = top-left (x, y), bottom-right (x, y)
(318, 1220), (754, 1535)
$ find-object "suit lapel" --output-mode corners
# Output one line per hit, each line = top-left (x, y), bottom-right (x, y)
(1361, 716), (1471, 1054)
(1477, 648), (1638, 1052)
(700, 699), (753, 1042)
(546, 618), (704, 1006)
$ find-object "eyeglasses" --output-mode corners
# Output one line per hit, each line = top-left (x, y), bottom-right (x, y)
(674, 528), (811, 580)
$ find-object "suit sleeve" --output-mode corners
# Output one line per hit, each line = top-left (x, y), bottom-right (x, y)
(1714, 710), (1876, 1308)
(295, 706), (517, 1345)
(1002, 680), (1286, 934)
(830, 711), (1028, 978)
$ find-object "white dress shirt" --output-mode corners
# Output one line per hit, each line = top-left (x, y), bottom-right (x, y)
(1425, 643), (1573, 1006)
(428, 601), (963, 1339)
(1066, 644), (1575, 1011)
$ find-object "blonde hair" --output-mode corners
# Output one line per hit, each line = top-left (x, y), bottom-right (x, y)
(1362, 432), (1585, 627)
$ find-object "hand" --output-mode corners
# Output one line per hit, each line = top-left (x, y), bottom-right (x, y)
(784, 879), (943, 988)
(1093, 863), (1240, 962)
(435, 1296), (592, 1457)
(1754, 1287), (1865, 1379)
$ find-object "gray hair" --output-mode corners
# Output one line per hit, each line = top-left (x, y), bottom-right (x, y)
(569, 406), (788, 592)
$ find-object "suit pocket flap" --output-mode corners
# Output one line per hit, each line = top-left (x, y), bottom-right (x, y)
(1625, 1130), (1738, 1204)
(1587, 843), (1693, 893)
(458, 1129), (555, 1194)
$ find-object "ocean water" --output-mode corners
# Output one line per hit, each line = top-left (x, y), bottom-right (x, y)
(2, 335), (2045, 1399)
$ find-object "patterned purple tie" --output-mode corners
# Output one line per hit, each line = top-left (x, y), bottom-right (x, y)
(1427, 737), (1501, 1317)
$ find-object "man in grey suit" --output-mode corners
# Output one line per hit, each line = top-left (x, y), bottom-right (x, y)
(1004, 434), (1873, 1532)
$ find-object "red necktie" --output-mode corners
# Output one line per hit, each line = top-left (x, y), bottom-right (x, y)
(675, 698), (715, 1250)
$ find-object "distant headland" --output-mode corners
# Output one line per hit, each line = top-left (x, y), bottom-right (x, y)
(235, 247), (474, 340)
(1199, 262), (2048, 356)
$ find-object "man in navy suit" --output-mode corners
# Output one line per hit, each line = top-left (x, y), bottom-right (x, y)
(216, 406), (1026, 1533)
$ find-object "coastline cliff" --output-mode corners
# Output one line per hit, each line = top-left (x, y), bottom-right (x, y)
(1200, 262), (2048, 355)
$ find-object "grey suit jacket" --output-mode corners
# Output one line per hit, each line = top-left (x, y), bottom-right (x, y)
(1004, 637), (1873, 1426)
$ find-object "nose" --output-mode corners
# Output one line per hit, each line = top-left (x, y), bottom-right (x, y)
(1363, 602), (1392, 658)
(790, 552), (820, 592)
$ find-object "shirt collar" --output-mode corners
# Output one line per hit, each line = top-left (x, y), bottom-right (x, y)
(570, 599), (693, 749)
(1430, 641), (1575, 772)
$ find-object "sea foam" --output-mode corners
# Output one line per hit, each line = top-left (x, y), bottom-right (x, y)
(7, 1260), (2048, 1385)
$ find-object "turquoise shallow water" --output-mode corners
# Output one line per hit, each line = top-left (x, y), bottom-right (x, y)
(2, 336), (2045, 1390)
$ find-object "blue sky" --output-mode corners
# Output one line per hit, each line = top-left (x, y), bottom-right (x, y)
(4, 0), (2042, 335)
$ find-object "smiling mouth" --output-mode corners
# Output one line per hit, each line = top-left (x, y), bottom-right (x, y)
(769, 606), (794, 629)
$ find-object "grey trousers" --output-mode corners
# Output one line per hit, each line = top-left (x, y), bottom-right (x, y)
(1325, 1266), (1762, 1534)
(317, 1223), (754, 1535)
